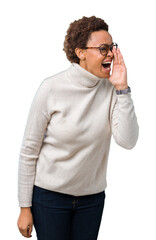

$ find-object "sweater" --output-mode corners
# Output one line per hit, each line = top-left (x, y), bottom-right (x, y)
(18, 63), (139, 207)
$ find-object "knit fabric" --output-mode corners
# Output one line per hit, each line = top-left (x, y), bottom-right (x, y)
(18, 63), (139, 207)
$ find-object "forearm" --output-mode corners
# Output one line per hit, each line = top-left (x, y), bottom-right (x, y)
(18, 156), (37, 207)
(111, 92), (139, 149)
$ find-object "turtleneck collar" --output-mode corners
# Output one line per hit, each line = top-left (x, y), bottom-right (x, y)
(68, 63), (107, 88)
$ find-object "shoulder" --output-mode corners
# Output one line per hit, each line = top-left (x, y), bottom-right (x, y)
(43, 68), (69, 88)
(34, 68), (69, 97)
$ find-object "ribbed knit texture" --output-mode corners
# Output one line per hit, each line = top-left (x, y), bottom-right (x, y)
(18, 63), (139, 207)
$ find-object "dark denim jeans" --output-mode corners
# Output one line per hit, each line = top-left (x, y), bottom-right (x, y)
(31, 185), (106, 240)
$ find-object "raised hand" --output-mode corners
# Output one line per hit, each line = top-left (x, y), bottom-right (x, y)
(109, 46), (128, 90)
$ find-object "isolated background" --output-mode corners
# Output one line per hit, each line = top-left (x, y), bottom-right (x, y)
(0, 0), (155, 239)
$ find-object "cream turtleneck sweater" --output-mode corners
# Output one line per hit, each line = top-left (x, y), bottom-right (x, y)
(18, 63), (139, 207)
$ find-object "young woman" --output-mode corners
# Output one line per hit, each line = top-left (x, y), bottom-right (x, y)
(17, 16), (139, 240)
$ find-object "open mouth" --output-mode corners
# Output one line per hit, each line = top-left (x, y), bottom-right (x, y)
(101, 63), (111, 69)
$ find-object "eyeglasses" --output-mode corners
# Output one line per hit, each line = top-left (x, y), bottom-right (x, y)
(84, 42), (118, 56)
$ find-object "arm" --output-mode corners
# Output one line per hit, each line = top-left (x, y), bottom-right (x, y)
(110, 88), (139, 149)
(18, 79), (52, 207)
(108, 46), (139, 149)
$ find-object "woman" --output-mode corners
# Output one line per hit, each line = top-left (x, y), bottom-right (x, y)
(17, 16), (139, 239)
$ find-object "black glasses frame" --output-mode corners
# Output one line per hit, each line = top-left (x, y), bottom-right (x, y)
(84, 42), (118, 56)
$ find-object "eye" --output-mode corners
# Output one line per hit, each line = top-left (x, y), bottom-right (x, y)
(100, 47), (108, 55)
(100, 46), (108, 51)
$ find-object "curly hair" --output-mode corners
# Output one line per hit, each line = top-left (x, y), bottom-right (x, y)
(63, 16), (109, 64)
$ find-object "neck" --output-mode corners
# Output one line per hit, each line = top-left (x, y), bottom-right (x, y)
(79, 60), (88, 72)
(68, 63), (101, 88)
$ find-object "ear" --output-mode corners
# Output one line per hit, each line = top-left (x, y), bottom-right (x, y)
(75, 48), (86, 61)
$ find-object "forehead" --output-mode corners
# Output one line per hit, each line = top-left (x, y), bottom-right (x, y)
(88, 30), (113, 45)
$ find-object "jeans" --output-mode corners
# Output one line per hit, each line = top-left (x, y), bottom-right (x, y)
(31, 185), (106, 240)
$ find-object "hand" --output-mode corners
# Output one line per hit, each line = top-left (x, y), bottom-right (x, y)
(109, 46), (128, 90)
(17, 208), (33, 238)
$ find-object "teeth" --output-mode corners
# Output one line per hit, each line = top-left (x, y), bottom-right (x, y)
(103, 62), (111, 64)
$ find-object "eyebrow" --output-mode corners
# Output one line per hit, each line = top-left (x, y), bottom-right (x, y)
(99, 42), (113, 47)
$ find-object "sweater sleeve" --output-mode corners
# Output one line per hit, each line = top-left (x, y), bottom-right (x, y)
(110, 87), (139, 149)
(18, 80), (51, 207)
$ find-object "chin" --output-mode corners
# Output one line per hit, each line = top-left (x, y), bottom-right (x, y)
(101, 72), (110, 79)
(93, 70), (110, 79)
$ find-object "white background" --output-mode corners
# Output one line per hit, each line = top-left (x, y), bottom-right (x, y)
(0, 0), (156, 239)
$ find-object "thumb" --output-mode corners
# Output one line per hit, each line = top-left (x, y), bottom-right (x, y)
(27, 225), (33, 237)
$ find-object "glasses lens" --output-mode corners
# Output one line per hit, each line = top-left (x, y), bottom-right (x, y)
(100, 45), (109, 56)
(100, 43), (118, 55)
(110, 43), (118, 51)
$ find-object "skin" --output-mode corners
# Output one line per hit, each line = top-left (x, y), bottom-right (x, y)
(17, 29), (128, 239)
(17, 207), (33, 238)
(75, 30), (128, 90)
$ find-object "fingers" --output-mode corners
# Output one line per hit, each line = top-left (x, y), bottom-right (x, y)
(112, 46), (118, 65)
(19, 225), (32, 238)
(112, 46), (126, 67)
(117, 48), (126, 67)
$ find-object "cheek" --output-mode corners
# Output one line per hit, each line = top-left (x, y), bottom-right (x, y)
(87, 52), (103, 67)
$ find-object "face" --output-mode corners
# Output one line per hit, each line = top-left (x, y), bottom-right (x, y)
(76, 30), (114, 78)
